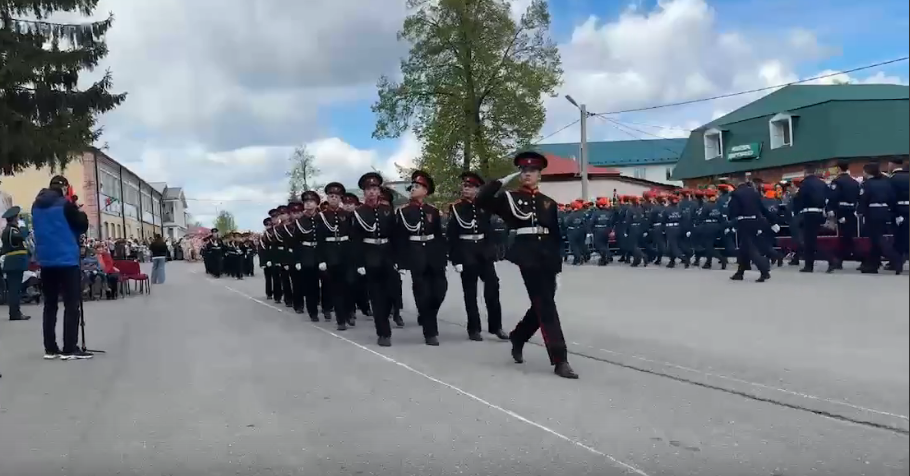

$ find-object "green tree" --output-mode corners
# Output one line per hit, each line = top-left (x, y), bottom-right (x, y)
(0, 1), (127, 174)
(372, 0), (562, 197)
(286, 145), (323, 200)
(212, 210), (237, 233)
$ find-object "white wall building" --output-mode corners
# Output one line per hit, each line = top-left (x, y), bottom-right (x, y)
(151, 182), (189, 240)
(538, 154), (679, 203)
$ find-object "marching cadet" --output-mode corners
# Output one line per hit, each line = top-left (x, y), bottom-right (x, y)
(698, 190), (728, 269)
(286, 201), (308, 312)
(316, 182), (355, 329)
(293, 191), (323, 321)
(793, 168), (833, 273)
(759, 184), (785, 267)
(260, 216), (275, 300)
(588, 197), (615, 265)
(446, 171), (508, 342)
(203, 228), (224, 277)
(267, 208), (287, 303)
(2, 206), (31, 321)
(662, 194), (687, 268)
(565, 201), (587, 264)
(728, 180), (776, 282)
(351, 172), (399, 346)
(226, 232), (245, 279)
(647, 193), (667, 265)
(396, 170), (448, 346)
(343, 192), (372, 318)
(826, 160), (861, 272)
(614, 196), (631, 262)
(890, 159), (909, 264)
(626, 196), (650, 267)
(476, 151), (577, 379)
(242, 232), (255, 276)
(858, 163), (903, 274)
(274, 205), (295, 307)
(379, 186), (405, 326)
(716, 184), (737, 260)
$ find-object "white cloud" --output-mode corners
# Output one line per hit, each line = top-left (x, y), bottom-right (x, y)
(806, 69), (910, 86)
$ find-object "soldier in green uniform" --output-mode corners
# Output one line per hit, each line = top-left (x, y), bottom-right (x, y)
(2, 206), (32, 321)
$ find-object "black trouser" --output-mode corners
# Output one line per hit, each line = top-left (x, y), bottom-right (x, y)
(592, 227), (612, 263)
(391, 271), (403, 313)
(325, 265), (351, 324)
(5, 270), (23, 318)
(699, 223), (725, 264)
(41, 266), (82, 354)
(264, 265), (274, 298)
(211, 256), (223, 277)
(367, 264), (399, 338)
(800, 212), (827, 267)
(735, 219), (770, 274)
(270, 264), (284, 301)
(355, 276), (371, 314)
(835, 211), (858, 263)
(460, 260), (502, 334)
(664, 225), (685, 262)
(292, 266), (320, 317)
(411, 266), (447, 338)
(866, 217), (901, 268)
(511, 266), (567, 365)
(280, 266), (293, 305)
(567, 230), (586, 262)
(320, 275), (333, 313)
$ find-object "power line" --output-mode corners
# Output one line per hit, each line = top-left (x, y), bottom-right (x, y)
(533, 119), (580, 143)
(594, 116), (685, 158)
(592, 56), (910, 116)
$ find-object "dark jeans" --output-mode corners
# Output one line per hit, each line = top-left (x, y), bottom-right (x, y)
(42, 266), (82, 354)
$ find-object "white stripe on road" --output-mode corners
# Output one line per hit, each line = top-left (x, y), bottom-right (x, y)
(222, 284), (650, 476)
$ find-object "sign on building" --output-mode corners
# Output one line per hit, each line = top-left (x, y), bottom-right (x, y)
(726, 142), (762, 161)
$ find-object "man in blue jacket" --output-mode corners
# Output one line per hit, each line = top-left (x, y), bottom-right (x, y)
(31, 175), (91, 360)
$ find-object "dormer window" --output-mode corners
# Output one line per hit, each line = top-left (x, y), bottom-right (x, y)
(769, 113), (794, 149)
(704, 128), (723, 160)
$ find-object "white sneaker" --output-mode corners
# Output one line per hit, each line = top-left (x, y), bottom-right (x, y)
(44, 353), (60, 360)
(60, 351), (94, 360)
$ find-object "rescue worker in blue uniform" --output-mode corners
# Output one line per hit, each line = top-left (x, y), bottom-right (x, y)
(565, 203), (587, 264)
(446, 171), (508, 342)
(716, 184), (737, 261)
(396, 170), (448, 345)
(588, 197), (615, 265)
(888, 158), (908, 265)
(858, 163), (903, 274)
(647, 193), (667, 265)
(826, 161), (861, 271)
(793, 168), (833, 273)
(728, 180), (776, 282)
(759, 184), (785, 267)
(476, 151), (578, 379)
(663, 194), (687, 268)
(615, 196), (632, 262)
(698, 190), (728, 269)
(2, 206), (31, 321)
(627, 196), (650, 267)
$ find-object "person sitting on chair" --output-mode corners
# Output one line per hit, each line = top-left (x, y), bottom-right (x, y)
(80, 247), (104, 300)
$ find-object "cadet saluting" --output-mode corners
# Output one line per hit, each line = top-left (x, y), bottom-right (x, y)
(446, 171), (507, 342)
(396, 170), (448, 346)
(475, 151), (578, 379)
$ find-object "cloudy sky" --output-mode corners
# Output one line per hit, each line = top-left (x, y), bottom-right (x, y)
(76, 0), (909, 229)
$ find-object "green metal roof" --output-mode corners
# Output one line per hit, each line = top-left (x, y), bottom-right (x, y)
(532, 138), (685, 167)
(671, 84), (910, 180)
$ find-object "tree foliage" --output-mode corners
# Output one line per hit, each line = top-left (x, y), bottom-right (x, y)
(0, 0), (127, 174)
(213, 210), (237, 233)
(372, 0), (562, 197)
(286, 145), (323, 200)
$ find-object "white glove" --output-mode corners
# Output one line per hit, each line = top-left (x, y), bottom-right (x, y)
(266, 261), (272, 267)
(454, 264), (463, 273)
(724, 228), (730, 234)
(827, 211), (835, 218)
(643, 232), (648, 237)
(757, 229), (763, 235)
(623, 234), (628, 238)
(555, 274), (561, 292)
(771, 224), (781, 233)
(685, 231), (691, 237)
(318, 262), (327, 271)
(357, 267), (366, 276)
(398, 269), (407, 276)
(897, 216), (905, 225)
(838, 217), (846, 224)
(295, 263), (301, 270)
(283, 265), (289, 270)
(498, 171), (521, 184)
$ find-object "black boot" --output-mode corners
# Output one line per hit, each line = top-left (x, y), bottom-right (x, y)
(491, 329), (509, 341)
(554, 362), (579, 379)
(393, 312), (405, 328)
(510, 337), (524, 364)
(9, 314), (31, 321)
(377, 336), (391, 347)
(468, 332), (483, 341)
(756, 272), (770, 282)
(425, 336), (439, 346)
(729, 272), (744, 281)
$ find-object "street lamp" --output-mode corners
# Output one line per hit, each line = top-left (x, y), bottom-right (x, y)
(565, 94), (593, 201)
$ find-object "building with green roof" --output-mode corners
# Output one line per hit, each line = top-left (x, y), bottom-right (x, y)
(532, 138), (686, 185)
(670, 84), (909, 186)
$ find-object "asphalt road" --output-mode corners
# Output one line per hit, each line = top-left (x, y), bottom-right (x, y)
(0, 261), (907, 476)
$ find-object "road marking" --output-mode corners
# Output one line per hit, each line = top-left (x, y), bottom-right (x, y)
(222, 284), (650, 476)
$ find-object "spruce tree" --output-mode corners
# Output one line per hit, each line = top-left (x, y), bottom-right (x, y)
(0, 0), (126, 174)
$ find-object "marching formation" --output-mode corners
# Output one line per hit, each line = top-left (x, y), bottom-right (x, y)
(250, 152), (579, 379)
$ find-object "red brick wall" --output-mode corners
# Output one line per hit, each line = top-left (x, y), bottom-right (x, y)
(682, 156), (908, 187)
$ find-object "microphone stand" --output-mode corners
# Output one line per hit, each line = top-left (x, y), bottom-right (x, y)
(78, 238), (106, 355)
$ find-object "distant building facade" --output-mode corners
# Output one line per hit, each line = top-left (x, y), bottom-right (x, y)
(150, 183), (189, 240)
(532, 138), (686, 187)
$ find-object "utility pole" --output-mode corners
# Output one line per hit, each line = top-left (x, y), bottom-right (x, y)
(565, 95), (591, 201)
(579, 103), (589, 202)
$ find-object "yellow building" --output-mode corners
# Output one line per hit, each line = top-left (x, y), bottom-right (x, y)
(1, 148), (165, 240)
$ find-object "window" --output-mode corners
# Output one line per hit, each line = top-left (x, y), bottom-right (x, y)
(99, 167), (121, 199)
(141, 188), (153, 213)
(104, 223), (110, 239)
(632, 167), (647, 179)
(704, 129), (723, 160)
(151, 197), (160, 216)
(769, 113), (793, 149)
(123, 179), (140, 205)
(665, 166), (675, 181)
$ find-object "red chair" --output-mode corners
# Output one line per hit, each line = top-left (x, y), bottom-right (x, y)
(114, 259), (150, 295)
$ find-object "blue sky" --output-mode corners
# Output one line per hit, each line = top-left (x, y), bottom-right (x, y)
(83, 0), (908, 229)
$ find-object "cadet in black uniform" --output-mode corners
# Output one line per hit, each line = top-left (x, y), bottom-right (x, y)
(728, 181), (777, 282)
(351, 172), (399, 346)
(285, 201), (307, 310)
(859, 163), (903, 274)
(203, 228), (224, 277)
(446, 171), (508, 342)
(242, 232), (255, 276)
(826, 160), (861, 271)
(316, 182), (355, 330)
(274, 205), (295, 307)
(396, 170), (448, 346)
(292, 191), (322, 321)
(260, 217), (274, 299)
(344, 192), (373, 318)
(792, 169), (832, 272)
(476, 151), (578, 379)
(889, 158), (908, 263)
(267, 208), (286, 303)
(379, 186), (405, 326)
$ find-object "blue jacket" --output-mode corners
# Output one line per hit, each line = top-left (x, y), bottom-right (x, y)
(31, 188), (89, 267)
